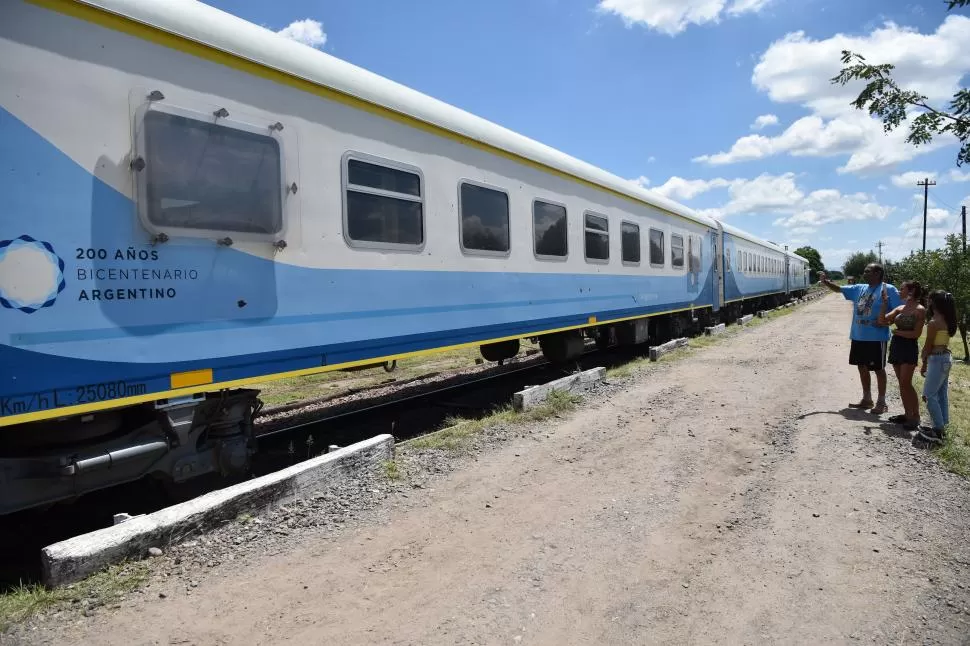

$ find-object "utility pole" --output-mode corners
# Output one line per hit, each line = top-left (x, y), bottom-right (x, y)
(876, 240), (883, 264)
(962, 205), (967, 253)
(917, 178), (936, 253)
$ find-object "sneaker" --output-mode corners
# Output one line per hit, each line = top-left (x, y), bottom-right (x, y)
(888, 414), (908, 423)
(915, 426), (944, 446)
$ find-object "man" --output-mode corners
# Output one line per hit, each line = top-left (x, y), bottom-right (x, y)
(819, 263), (902, 414)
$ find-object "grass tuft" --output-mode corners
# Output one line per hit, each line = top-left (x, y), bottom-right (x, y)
(0, 562), (149, 633)
(382, 459), (402, 481)
(405, 389), (580, 452)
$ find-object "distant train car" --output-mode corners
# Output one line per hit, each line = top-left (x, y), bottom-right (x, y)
(0, 0), (806, 515)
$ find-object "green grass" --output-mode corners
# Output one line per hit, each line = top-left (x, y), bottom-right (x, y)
(913, 332), (970, 477)
(0, 562), (149, 633)
(382, 459), (401, 481)
(404, 389), (581, 452)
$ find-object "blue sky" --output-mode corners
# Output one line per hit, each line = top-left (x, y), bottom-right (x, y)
(209, 0), (970, 270)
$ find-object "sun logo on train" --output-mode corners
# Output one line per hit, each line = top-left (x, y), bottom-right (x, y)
(0, 236), (67, 313)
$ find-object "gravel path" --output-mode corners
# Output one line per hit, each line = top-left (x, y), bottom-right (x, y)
(15, 294), (970, 645)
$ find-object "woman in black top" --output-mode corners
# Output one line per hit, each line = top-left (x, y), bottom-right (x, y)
(879, 281), (925, 430)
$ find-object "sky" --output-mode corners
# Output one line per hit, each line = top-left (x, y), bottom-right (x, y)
(206, 0), (970, 270)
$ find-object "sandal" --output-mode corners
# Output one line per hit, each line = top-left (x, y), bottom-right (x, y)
(870, 402), (888, 415)
(848, 400), (874, 409)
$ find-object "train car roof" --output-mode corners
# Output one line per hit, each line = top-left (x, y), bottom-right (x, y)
(719, 221), (788, 253)
(63, 0), (805, 249)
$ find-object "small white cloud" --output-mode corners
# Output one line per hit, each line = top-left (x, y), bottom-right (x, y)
(596, 0), (768, 36)
(647, 156), (657, 163)
(277, 19), (327, 48)
(890, 170), (938, 188)
(630, 175), (651, 188)
(750, 114), (779, 130)
(948, 169), (970, 182)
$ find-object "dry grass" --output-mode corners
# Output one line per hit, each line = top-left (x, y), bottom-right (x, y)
(0, 562), (149, 633)
(403, 389), (581, 452)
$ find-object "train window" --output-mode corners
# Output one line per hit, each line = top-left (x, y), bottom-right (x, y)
(584, 212), (609, 262)
(621, 221), (640, 264)
(736, 250), (742, 272)
(460, 181), (510, 255)
(343, 155), (424, 248)
(533, 200), (568, 259)
(671, 234), (685, 268)
(726, 249), (732, 271)
(688, 235), (701, 273)
(140, 110), (283, 236)
(649, 228), (664, 267)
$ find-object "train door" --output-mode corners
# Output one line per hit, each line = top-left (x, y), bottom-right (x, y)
(784, 256), (790, 294)
(711, 223), (723, 312)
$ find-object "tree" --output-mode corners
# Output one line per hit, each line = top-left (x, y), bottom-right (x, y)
(825, 270), (845, 280)
(793, 246), (824, 283)
(842, 251), (879, 280)
(830, 0), (970, 167)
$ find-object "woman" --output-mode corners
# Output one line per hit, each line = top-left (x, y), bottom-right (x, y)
(917, 290), (958, 446)
(879, 281), (925, 430)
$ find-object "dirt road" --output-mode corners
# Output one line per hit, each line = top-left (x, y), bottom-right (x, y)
(21, 295), (970, 645)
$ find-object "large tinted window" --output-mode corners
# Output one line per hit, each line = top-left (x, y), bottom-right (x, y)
(460, 183), (510, 253)
(688, 235), (702, 272)
(533, 200), (567, 258)
(649, 229), (664, 266)
(671, 234), (685, 268)
(622, 222), (640, 264)
(584, 213), (609, 261)
(345, 158), (423, 246)
(143, 110), (282, 234)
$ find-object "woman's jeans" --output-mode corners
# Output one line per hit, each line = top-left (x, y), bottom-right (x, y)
(923, 352), (952, 430)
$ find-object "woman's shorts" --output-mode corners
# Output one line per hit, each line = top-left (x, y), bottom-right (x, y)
(888, 335), (919, 365)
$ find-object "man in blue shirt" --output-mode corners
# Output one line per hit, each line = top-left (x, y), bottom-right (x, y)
(820, 263), (902, 415)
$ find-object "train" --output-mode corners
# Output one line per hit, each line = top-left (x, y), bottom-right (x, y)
(0, 0), (810, 515)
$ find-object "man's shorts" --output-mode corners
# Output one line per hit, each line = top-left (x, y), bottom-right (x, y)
(849, 340), (887, 371)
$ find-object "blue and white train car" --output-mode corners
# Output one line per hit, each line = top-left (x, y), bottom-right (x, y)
(0, 0), (805, 514)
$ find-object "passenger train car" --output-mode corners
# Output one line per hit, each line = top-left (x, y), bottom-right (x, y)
(0, 0), (810, 514)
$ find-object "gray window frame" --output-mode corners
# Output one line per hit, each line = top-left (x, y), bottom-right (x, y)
(621, 221), (641, 266)
(341, 151), (426, 252)
(458, 179), (511, 258)
(133, 102), (287, 243)
(583, 211), (610, 264)
(649, 228), (665, 268)
(532, 198), (569, 261)
(671, 233), (685, 270)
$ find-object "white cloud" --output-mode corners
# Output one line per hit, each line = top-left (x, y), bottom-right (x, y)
(630, 175), (651, 188)
(595, 0), (769, 35)
(890, 170), (938, 188)
(949, 169), (970, 182)
(750, 114), (779, 130)
(651, 172), (895, 227)
(650, 176), (731, 200)
(694, 15), (970, 174)
(277, 19), (327, 48)
(647, 156), (657, 163)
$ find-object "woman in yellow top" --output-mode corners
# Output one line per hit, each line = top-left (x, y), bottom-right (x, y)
(917, 290), (958, 445)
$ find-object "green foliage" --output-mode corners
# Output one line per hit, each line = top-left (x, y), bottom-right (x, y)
(830, 1), (970, 167)
(842, 251), (879, 279)
(793, 246), (825, 282)
(825, 270), (845, 280)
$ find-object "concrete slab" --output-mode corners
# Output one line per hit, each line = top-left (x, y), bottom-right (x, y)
(704, 323), (727, 336)
(737, 314), (754, 326)
(41, 434), (394, 587)
(649, 337), (688, 362)
(513, 367), (605, 412)
(757, 311), (769, 319)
